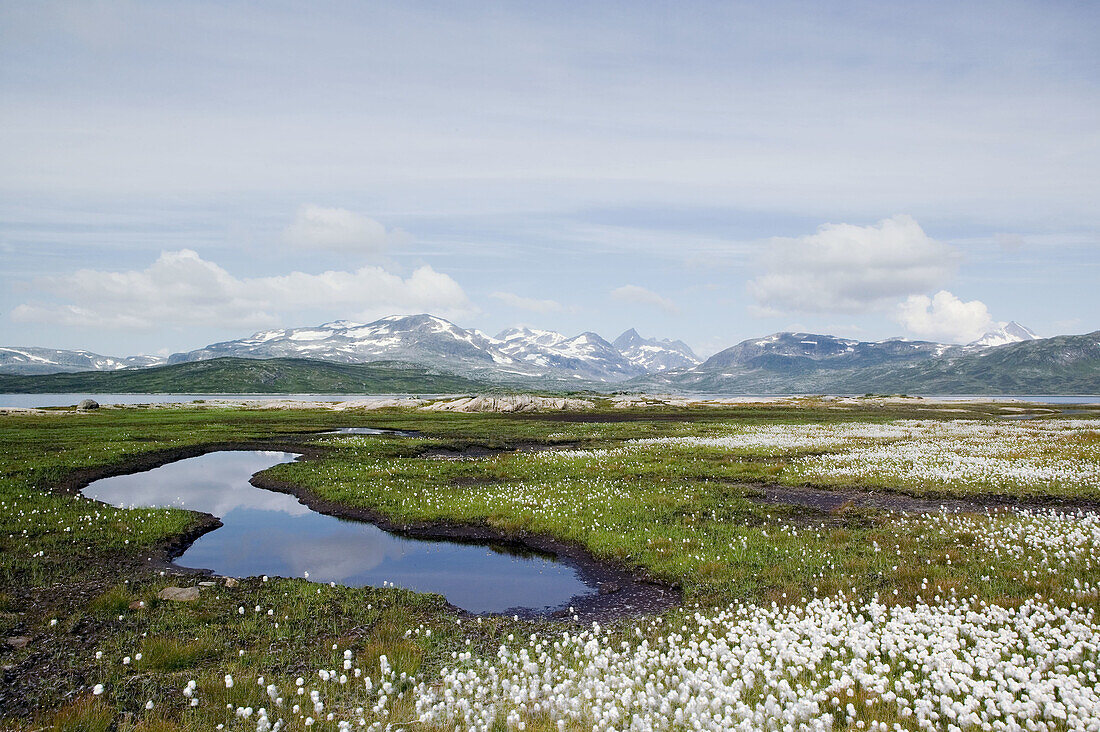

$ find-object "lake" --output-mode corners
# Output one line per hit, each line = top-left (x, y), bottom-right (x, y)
(4, 392), (1099, 408)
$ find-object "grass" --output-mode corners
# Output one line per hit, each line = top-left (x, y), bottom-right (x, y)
(0, 399), (1097, 729)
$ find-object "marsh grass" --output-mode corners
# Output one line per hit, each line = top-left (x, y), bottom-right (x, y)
(45, 696), (113, 732)
(136, 638), (216, 672)
(88, 585), (134, 617)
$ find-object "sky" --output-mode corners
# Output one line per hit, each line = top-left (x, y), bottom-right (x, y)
(1, 1), (1098, 359)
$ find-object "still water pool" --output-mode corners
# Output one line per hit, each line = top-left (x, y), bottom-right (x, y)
(82, 451), (595, 614)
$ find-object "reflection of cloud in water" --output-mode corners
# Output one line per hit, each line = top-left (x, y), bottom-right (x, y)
(83, 452), (307, 518)
(85, 450), (597, 613)
(271, 523), (412, 580)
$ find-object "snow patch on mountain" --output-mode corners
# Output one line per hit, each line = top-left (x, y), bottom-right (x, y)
(968, 321), (1038, 348)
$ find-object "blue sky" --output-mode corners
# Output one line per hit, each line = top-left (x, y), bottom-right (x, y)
(1, 0), (1097, 357)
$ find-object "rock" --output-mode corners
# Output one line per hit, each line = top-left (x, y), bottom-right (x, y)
(77, 399), (100, 410)
(198, 581), (216, 587)
(128, 600), (145, 610)
(4, 636), (30, 649)
(157, 586), (200, 601)
(224, 577), (239, 588)
(421, 395), (594, 413)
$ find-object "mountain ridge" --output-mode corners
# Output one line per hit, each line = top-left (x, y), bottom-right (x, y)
(3, 314), (1095, 395)
(0, 346), (165, 376)
(633, 330), (1100, 395)
(0, 357), (487, 394)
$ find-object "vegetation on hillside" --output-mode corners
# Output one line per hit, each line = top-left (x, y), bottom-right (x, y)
(0, 357), (486, 394)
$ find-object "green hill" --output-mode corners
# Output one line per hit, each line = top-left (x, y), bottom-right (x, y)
(0, 357), (485, 394)
(637, 331), (1100, 394)
(852, 332), (1100, 394)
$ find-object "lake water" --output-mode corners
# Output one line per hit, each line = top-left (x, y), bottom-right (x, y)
(0, 393), (445, 408)
(81, 450), (595, 614)
(4, 392), (1100, 408)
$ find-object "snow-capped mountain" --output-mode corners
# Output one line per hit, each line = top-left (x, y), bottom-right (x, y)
(635, 331), (958, 392)
(612, 329), (700, 372)
(494, 327), (644, 381)
(167, 317), (699, 383)
(0, 347), (164, 375)
(639, 330), (1100, 394)
(967, 322), (1038, 348)
(4, 314), (1058, 385)
(168, 315), (535, 378)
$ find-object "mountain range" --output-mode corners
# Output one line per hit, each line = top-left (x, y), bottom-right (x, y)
(636, 327), (1099, 395)
(1, 315), (702, 382)
(0, 347), (165, 376)
(3, 313), (1096, 394)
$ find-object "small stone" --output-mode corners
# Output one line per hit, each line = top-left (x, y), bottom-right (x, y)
(198, 581), (215, 587)
(128, 600), (145, 610)
(157, 586), (200, 602)
(5, 636), (30, 649)
(598, 582), (622, 595)
(77, 399), (100, 410)
(224, 577), (239, 588)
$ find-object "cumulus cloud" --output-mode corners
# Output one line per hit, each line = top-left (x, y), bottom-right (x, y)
(490, 291), (564, 313)
(11, 249), (474, 330)
(610, 285), (680, 314)
(283, 204), (407, 252)
(895, 290), (997, 343)
(748, 215), (958, 313)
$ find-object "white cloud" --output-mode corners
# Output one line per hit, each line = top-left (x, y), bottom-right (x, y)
(490, 291), (564, 313)
(12, 249), (474, 330)
(748, 215), (958, 314)
(895, 290), (997, 343)
(610, 285), (680, 315)
(283, 204), (407, 252)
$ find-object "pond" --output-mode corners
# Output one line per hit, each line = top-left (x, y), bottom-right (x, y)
(81, 450), (596, 614)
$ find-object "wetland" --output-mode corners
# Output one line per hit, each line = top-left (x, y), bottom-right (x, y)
(1, 398), (1099, 730)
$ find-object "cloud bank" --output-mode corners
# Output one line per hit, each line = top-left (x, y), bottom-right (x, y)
(12, 250), (473, 330)
(610, 285), (680, 314)
(895, 290), (997, 344)
(748, 215), (958, 314)
(490, 291), (565, 313)
(283, 205), (407, 252)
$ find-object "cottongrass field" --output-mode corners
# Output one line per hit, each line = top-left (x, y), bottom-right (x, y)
(7, 410), (1100, 731)
(86, 507), (1100, 732)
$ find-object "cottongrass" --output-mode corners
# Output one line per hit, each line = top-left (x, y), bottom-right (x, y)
(146, 593), (1098, 731)
(534, 419), (1100, 494)
(207, 593), (1097, 731)
(412, 593), (1100, 732)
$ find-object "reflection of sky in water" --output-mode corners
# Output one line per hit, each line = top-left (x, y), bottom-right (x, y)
(82, 451), (594, 613)
(84, 451), (310, 517)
